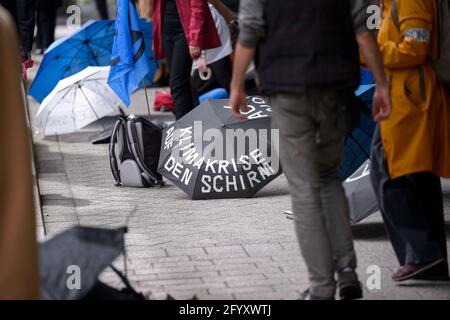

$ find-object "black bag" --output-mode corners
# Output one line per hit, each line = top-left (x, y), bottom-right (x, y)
(109, 114), (164, 187)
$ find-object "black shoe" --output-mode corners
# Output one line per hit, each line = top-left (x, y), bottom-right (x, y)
(337, 270), (363, 300)
(339, 282), (363, 300)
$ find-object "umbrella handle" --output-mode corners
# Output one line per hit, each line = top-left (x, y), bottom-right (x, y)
(199, 67), (212, 81)
(197, 53), (212, 81)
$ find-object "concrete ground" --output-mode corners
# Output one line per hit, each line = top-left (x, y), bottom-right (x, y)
(27, 24), (450, 301)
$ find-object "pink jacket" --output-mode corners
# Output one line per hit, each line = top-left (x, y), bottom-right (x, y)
(152, 0), (222, 60)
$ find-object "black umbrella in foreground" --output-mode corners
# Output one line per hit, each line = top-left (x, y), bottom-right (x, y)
(158, 96), (282, 199)
(39, 226), (127, 300)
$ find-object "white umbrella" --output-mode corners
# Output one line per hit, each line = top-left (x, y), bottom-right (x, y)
(35, 66), (121, 136)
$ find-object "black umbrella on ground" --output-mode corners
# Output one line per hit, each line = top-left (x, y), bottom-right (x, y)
(343, 159), (379, 224)
(39, 226), (131, 300)
(158, 96), (282, 199)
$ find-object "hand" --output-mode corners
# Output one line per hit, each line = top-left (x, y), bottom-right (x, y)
(230, 84), (249, 120)
(189, 46), (201, 60)
(372, 83), (392, 122)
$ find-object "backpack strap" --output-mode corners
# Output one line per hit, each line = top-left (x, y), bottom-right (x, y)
(126, 118), (162, 187)
(109, 117), (124, 186)
(391, 0), (400, 30)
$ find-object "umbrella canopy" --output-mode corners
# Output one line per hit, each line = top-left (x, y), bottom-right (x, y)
(343, 159), (379, 224)
(158, 96), (282, 199)
(39, 226), (126, 300)
(339, 84), (377, 179)
(29, 19), (157, 103)
(35, 66), (120, 136)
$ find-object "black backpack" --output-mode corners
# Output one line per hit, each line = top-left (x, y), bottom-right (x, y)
(109, 114), (164, 187)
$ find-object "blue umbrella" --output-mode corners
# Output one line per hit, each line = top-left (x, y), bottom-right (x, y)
(339, 84), (376, 179)
(29, 19), (157, 103)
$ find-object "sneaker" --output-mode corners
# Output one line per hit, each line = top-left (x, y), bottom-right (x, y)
(392, 258), (445, 282)
(337, 269), (363, 300)
(299, 289), (334, 300)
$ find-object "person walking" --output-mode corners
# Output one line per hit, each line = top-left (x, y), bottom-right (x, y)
(152, 0), (221, 119)
(230, 0), (392, 300)
(370, 0), (450, 281)
(35, 0), (62, 54)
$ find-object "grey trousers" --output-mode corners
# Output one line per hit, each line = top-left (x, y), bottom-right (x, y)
(270, 92), (357, 298)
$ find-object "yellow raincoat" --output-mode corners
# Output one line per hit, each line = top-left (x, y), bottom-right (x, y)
(379, 0), (450, 179)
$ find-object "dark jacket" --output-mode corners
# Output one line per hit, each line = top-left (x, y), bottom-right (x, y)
(260, 0), (360, 93)
(239, 0), (368, 94)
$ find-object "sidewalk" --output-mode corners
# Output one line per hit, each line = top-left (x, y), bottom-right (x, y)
(27, 30), (450, 301)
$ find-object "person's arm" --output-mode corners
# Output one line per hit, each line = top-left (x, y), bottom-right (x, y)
(379, 0), (433, 70)
(0, 6), (39, 299)
(350, 0), (391, 121)
(189, 0), (210, 59)
(379, 2), (431, 70)
(230, 45), (256, 120)
(356, 32), (392, 121)
(229, 0), (265, 119)
(208, 0), (234, 24)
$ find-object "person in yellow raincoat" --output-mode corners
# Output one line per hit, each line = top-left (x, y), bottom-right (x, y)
(371, 0), (450, 282)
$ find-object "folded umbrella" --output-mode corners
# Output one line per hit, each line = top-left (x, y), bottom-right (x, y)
(35, 66), (121, 136)
(158, 96), (282, 199)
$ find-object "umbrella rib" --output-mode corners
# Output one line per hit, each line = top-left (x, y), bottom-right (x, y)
(78, 85), (103, 123)
(43, 86), (77, 135)
(72, 87), (78, 130)
(44, 85), (76, 121)
(48, 41), (87, 61)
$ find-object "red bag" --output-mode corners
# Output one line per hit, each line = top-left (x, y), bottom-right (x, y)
(154, 90), (174, 112)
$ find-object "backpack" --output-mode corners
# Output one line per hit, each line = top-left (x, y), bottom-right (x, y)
(391, 0), (450, 87)
(109, 114), (164, 188)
